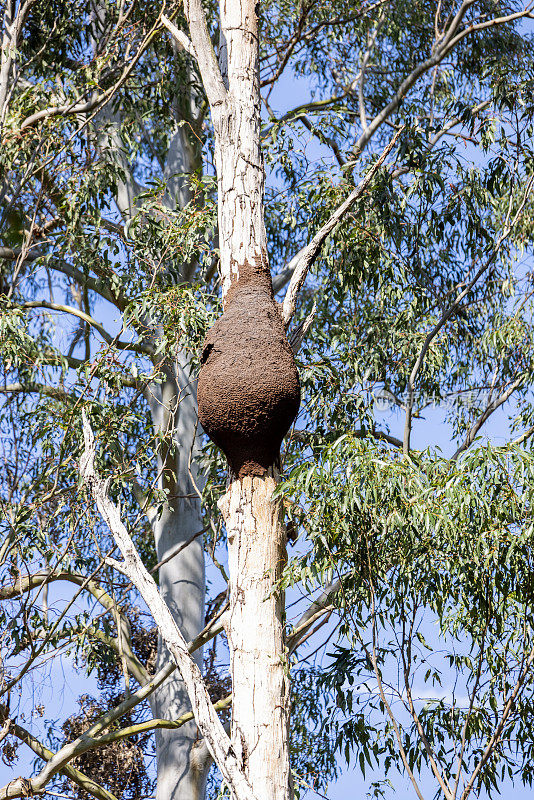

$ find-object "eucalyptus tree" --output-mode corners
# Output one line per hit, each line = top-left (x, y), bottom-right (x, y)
(1, 2), (534, 800)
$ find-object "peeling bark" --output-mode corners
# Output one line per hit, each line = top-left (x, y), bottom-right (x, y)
(184, 0), (296, 796)
(219, 472), (291, 800)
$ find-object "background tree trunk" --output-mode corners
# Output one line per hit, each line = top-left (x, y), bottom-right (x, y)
(147, 356), (207, 800)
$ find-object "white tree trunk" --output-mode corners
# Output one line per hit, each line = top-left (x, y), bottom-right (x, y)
(219, 472), (291, 800)
(214, 3), (292, 790)
(146, 71), (206, 799)
(214, 0), (268, 302)
(183, 1), (293, 797)
(159, 2), (294, 798)
(148, 352), (207, 800)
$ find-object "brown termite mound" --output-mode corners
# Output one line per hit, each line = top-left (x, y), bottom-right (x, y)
(197, 260), (300, 478)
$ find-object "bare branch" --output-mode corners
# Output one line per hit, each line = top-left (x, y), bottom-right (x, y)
(272, 98), (491, 298)
(161, 14), (196, 57)
(399, 633), (453, 798)
(0, 245), (45, 262)
(261, 93), (348, 140)
(453, 627), (487, 798)
(0, 382), (71, 401)
(47, 260), (127, 311)
(0, 692), (231, 800)
(451, 374), (525, 461)
(287, 578), (341, 653)
(0, 570), (148, 685)
(281, 127), (404, 327)
(289, 300), (316, 353)
(295, 114), (346, 168)
(0, 711), (119, 800)
(182, 0), (227, 111)
(80, 695), (232, 750)
(150, 526), (208, 574)
(27, 608), (228, 798)
(511, 424), (534, 446)
(21, 300), (153, 355)
(444, 5), (534, 53)
(365, 560), (426, 800)
(79, 411), (256, 800)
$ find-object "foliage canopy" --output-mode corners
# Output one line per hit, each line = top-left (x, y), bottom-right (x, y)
(1, 1), (534, 798)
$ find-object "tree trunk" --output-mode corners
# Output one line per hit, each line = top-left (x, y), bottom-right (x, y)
(147, 80), (206, 800)
(190, 1), (296, 797)
(165, 1), (299, 796)
(219, 471), (291, 800)
(148, 351), (207, 800)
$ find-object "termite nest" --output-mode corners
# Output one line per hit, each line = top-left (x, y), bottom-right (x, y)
(197, 260), (300, 478)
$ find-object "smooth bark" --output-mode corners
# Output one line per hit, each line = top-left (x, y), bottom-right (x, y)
(147, 352), (207, 800)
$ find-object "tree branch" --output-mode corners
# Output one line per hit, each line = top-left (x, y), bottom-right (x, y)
(511, 424), (534, 446)
(79, 411), (256, 800)
(40, 347), (85, 370)
(296, 114), (346, 168)
(461, 641), (534, 800)
(272, 98), (491, 298)
(44, 606), (228, 768)
(289, 300), (317, 353)
(21, 300), (153, 355)
(0, 382), (71, 401)
(0, 569), (149, 685)
(0, 245), (46, 262)
(0, 711), (119, 800)
(287, 578), (342, 653)
(18, 10), (167, 132)
(364, 548), (426, 800)
(81, 695), (232, 750)
(47, 259), (127, 311)
(0, 0), (34, 130)
(0, 694), (232, 800)
(400, 631), (453, 799)
(281, 127), (404, 326)
(358, 10), (386, 134)
(0, 570), (227, 800)
(182, 0), (227, 111)
(161, 14), (196, 58)
(403, 172), (534, 454)
(451, 374), (525, 461)
(353, 2), (534, 156)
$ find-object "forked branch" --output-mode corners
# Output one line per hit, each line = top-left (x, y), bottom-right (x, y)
(0, 712), (118, 800)
(22, 610), (227, 800)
